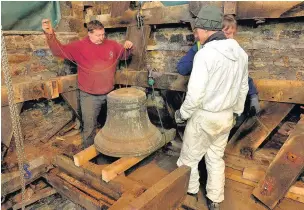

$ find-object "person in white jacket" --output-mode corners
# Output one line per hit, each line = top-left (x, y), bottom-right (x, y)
(175, 6), (249, 210)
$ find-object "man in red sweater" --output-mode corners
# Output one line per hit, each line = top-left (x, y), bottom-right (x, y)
(42, 19), (134, 148)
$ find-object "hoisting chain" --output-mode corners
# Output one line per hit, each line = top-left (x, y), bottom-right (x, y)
(1, 30), (26, 210)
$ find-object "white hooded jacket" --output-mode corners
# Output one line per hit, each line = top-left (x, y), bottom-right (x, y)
(180, 39), (249, 119)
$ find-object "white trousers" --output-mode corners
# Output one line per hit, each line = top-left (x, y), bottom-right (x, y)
(177, 109), (233, 203)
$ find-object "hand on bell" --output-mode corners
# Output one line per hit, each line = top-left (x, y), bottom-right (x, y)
(175, 110), (185, 124)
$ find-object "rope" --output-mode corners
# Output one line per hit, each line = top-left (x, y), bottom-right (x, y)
(1, 30), (26, 210)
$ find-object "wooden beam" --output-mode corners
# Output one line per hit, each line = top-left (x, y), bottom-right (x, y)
(58, 172), (115, 206)
(254, 79), (304, 104)
(115, 70), (304, 104)
(73, 145), (100, 167)
(54, 155), (121, 200)
(1, 74), (78, 107)
(61, 90), (80, 118)
(3, 72), (304, 106)
(45, 169), (107, 210)
(1, 156), (49, 196)
(225, 167), (304, 204)
(126, 25), (151, 70)
(12, 187), (57, 210)
(243, 167), (304, 197)
(225, 102), (294, 158)
(86, 5), (192, 28)
(102, 156), (146, 183)
(123, 165), (191, 210)
(252, 117), (304, 209)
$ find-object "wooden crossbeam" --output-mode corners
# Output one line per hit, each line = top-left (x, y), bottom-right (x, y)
(252, 117), (304, 209)
(73, 145), (99, 167)
(3, 71), (304, 106)
(226, 102), (294, 158)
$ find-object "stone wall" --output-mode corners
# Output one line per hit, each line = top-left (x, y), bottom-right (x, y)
(3, 33), (79, 77)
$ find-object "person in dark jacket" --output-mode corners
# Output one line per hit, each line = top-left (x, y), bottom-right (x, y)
(177, 15), (260, 115)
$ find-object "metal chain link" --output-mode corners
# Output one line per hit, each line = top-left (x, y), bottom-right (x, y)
(1, 30), (26, 210)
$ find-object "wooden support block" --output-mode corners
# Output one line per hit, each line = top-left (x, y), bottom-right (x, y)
(225, 167), (304, 204)
(252, 118), (304, 209)
(73, 145), (100, 167)
(225, 102), (294, 158)
(58, 172), (115, 205)
(102, 156), (146, 182)
(45, 169), (108, 210)
(122, 165), (191, 210)
(1, 156), (49, 196)
(126, 25), (151, 70)
(55, 155), (121, 200)
(12, 187), (57, 210)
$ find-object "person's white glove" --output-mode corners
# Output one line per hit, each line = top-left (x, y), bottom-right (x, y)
(250, 94), (261, 114)
(175, 110), (185, 124)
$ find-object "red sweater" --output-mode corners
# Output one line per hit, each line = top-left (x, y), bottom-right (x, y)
(46, 33), (132, 94)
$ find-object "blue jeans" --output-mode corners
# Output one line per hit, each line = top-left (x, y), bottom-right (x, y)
(79, 90), (107, 148)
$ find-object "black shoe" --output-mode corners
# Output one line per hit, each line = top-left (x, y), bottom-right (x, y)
(207, 198), (220, 210)
(187, 192), (198, 201)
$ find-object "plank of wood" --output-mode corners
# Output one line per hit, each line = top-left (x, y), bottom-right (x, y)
(254, 79), (304, 104)
(1, 156), (49, 196)
(225, 167), (304, 204)
(86, 5), (192, 28)
(12, 187), (57, 210)
(54, 155), (121, 200)
(73, 145), (100, 167)
(123, 165), (190, 210)
(110, 1), (130, 17)
(126, 25), (151, 70)
(58, 172), (115, 205)
(102, 156), (146, 182)
(225, 102), (294, 158)
(45, 169), (107, 210)
(243, 167), (304, 196)
(252, 118), (304, 209)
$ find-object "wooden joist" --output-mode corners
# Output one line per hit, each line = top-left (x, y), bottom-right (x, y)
(252, 117), (304, 209)
(44, 169), (108, 210)
(1, 156), (49, 196)
(225, 167), (304, 204)
(1, 74), (78, 107)
(55, 155), (121, 200)
(58, 172), (116, 206)
(3, 72), (304, 106)
(86, 5), (192, 28)
(120, 165), (191, 210)
(225, 102), (294, 158)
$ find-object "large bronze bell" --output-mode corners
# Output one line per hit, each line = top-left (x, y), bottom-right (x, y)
(94, 88), (163, 157)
